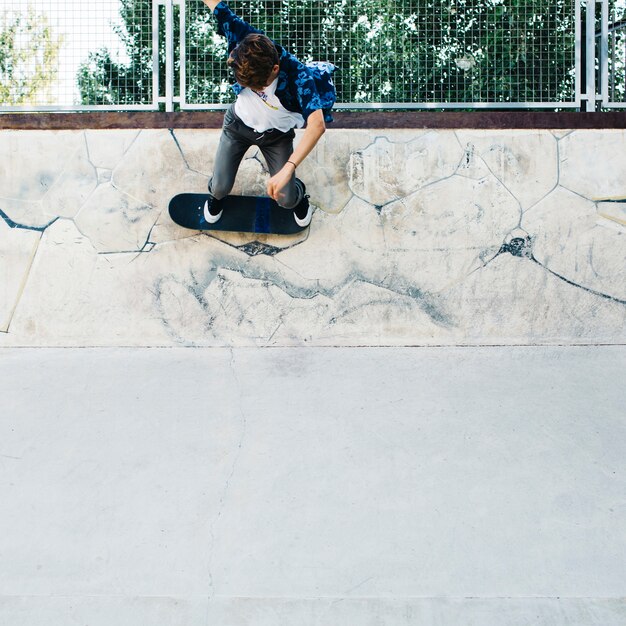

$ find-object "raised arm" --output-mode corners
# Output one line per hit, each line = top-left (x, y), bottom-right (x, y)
(202, 0), (264, 49)
(266, 109), (326, 203)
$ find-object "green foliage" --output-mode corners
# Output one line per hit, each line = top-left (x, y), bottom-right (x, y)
(77, 0), (159, 105)
(184, 0), (582, 106)
(0, 6), (63, 105)
(76, 0), (625, 108)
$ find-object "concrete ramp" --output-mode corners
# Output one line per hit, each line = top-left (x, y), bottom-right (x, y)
(1, 124), (625, 625)
(0, 128), (624, 346)
(0, 346), (625, 625)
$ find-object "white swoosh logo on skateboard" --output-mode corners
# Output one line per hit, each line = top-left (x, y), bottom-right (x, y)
(202, 200), (210, 222)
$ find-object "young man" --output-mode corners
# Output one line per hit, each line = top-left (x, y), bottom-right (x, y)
(201, 0), (336, 227)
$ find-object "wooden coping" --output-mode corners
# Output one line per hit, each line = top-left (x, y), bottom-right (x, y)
(1, 111), (626, 130)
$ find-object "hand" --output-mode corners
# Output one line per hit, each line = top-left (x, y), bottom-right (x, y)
(267, 164), (295, 203)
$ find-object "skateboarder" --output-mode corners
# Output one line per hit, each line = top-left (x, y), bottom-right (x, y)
(201, 0), (336, 227)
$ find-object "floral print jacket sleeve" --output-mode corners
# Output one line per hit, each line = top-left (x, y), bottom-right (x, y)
(213, 1), (337, 123)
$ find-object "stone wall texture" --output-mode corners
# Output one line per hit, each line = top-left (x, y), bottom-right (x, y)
(0, 127), (624, 347)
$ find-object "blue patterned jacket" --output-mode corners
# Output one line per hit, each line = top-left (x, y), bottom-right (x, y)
(213, 1), (337, 123)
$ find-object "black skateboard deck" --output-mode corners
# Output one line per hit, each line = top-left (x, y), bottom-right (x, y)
(169, 193), (308, 235)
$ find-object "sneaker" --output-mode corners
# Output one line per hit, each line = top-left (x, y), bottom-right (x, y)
(293, 180), (312, 227)
(294, 197), (312, 227)
(202, 194), (222, 224)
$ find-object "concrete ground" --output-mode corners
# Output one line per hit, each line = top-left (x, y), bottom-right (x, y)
(0, 346), (625, 625)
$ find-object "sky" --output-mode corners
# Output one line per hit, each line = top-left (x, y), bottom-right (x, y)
(5, 0), (130, 105)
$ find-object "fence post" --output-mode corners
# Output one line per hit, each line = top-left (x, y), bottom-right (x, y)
(165, 0), (175, 112)
(599, 0), (609, 108)
(585, 0), (598, 111)
(153, 0), (160, 110)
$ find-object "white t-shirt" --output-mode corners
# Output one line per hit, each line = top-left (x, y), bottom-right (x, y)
(234, 77), (305, 133)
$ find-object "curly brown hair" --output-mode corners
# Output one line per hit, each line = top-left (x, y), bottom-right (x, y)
(227, 34), (279, 90)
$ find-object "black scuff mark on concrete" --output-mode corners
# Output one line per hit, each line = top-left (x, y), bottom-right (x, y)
(316, 275), (455, 332)
(402, 284), (455, 329)
(371, 197), (404, 214)
(206, 227), (311, 258)
(153, 252), (456, 342)
(499, 236), (534, 259)
(0, 207), (58, 233)
(187, 268), (220, 323)
(454, 138), (476, 171)
(236, 241), (284, 257)
(151, 267), (222, 345)
(473, 233), (534, 272)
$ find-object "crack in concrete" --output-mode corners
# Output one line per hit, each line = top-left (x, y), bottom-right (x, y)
(522, 139), (561, 215)
(248, 151), (268, 173)
(0, 207), (58, 233)
(557, 183), (598, 205)
(207, 347), (248, 599)
(169, 129), (193, 171)
(96, 242), (156, 258)
(348, 132), (456, 209)
(114, 215), (162, 261)
(6, 128), (624, 344)
(467, 148), (524, 222)
(80, 132), (99, 181)
(531, 256), (626, 306)
(2, 231), (44, 334)
(551, 130), (575, 141)
(470, 233), (626, 306)
(84, 129), (142, 174)
(36, 139), (89, 205)
(169, 128), (215, 180)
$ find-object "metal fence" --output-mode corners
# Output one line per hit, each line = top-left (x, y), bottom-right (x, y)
(0, 0), (157, 110)
(182, 0), (580, 110)
(0, 0), (619, 112)
(599, 0), (626, 107)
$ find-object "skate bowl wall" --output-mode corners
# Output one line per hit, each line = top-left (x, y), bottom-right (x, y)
(0, 125), (625, 347)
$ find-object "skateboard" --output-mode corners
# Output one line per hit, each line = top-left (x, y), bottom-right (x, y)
(168, 193), (308, 235)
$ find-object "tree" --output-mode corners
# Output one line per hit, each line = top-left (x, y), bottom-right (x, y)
(0, 6), (63, 105)
(77, 0), (623, 110)
(77, 0), (165, 106)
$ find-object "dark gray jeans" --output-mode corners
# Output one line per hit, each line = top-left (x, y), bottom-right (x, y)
(208, 104), (304, 210)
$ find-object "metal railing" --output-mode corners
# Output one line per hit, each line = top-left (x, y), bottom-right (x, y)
(0, 0), (619, 113)
(598, 0), (626, 107)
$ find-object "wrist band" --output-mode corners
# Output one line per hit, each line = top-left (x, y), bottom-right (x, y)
(287, 160), (297, 169)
